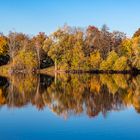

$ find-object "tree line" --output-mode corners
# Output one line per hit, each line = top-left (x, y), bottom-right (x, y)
(0, 25), (140, 72)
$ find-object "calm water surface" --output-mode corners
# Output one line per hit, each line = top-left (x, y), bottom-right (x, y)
(0, 74), (140, 140)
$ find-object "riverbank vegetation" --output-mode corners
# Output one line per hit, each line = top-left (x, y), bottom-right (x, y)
(0, 25), (140, 73)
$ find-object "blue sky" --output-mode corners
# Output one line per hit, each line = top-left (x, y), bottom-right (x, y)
(0, 0), (140, 36)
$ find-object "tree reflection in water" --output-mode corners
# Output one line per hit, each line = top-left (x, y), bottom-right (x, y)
(0, 73), (140, 119)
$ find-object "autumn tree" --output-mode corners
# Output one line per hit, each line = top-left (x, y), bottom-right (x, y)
(0, 35), (9, 65)
(71, 42), (85, 70)
(14, 49), (38, 71)
(8, 32), (30, 69)
(90, 51), (102, 69)
(100, 51), (119, 70)
(113, 56), (129, 70)
(0, 36), (8, 55)
(119, 37), (140, 69)
(47, 26), (87, 70)
(133, 28), (140, 38)
(32, 32), (54, 69)
(84, 25), (125, 59)
(84, 26), (100, 56)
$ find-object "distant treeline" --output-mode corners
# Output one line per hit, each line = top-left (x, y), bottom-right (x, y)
(0, 24), (140, 71)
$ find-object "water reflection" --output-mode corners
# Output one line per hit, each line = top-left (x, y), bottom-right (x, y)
(0, 73), (140, 119)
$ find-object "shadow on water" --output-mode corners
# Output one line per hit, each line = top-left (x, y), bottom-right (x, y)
(0, 73), (140, 119)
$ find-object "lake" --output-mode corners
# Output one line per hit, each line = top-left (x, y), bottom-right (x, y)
(0, 73), (140, 140)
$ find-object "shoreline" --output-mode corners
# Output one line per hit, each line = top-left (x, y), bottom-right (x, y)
(40, 68), (140, 76)
(0, 64), (140, 77)
(66, 70), (140, 74)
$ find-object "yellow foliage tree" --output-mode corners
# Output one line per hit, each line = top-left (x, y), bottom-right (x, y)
(120, 37), (140, 69)
(14, 49), (38, 71)
(100, 51), (118, 70)
(90, 51), (102, 69)
(113, 56), (129, 70)
(0, 36), (8, 55)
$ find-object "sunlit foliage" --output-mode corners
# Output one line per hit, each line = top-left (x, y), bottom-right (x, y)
(13, 48), (38, 71)
(100, 51), (118, 70)
(0, 25), (140, 71)
(113, 56), (129, 70)
(0, 36), (8, 55)
(90, 51), (102, 69)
